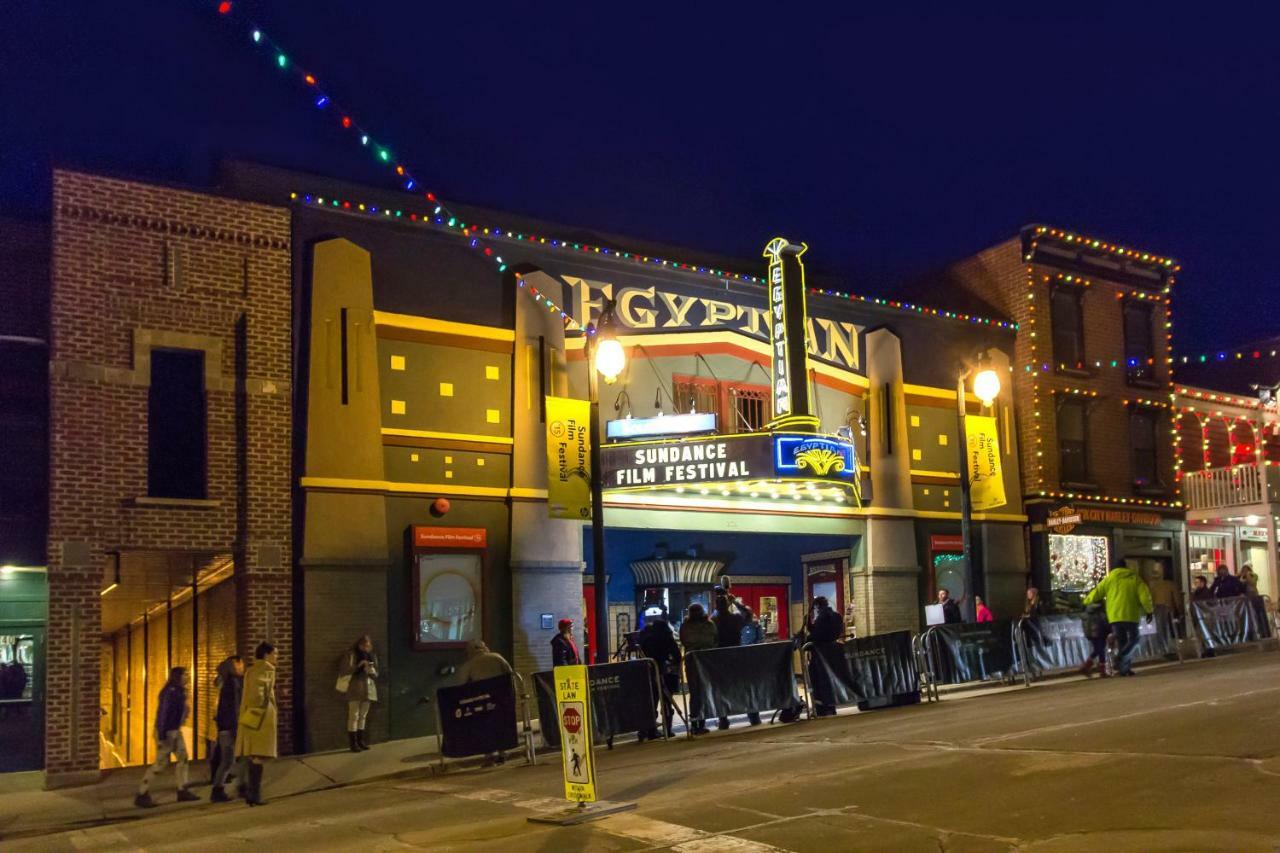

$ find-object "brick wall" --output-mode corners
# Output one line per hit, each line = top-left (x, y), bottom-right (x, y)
(46, 170), (293, 782)
(949, 233), (1177, 504)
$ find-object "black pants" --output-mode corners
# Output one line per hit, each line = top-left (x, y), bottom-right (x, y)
(1111, 621), (1140, 674)
(1088, 635), (1108, 663)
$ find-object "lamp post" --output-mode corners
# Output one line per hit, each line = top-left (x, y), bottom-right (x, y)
(586, 299), (625, 664)
(956, 352), (1001, 621)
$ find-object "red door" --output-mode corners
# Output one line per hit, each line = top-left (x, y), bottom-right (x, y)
(581, 583), (597, 662)
(734, 584), (789, 639)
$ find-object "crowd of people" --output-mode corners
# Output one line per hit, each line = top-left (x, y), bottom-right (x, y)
(135, 641), (279, 809)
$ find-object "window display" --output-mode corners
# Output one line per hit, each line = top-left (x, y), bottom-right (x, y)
(414, 553), (482, 648)
(1050, 534), (1109, 593)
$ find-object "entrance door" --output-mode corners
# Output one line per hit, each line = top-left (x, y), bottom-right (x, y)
(733, 584), (790, 639)
(803, 553), (848, 615)
(927, 534), (965, 604)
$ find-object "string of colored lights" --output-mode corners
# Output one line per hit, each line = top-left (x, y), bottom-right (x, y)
(1032, 226), (1179, 269)
(290, 190), (1022, 334)
(215, 3), (1020, 334)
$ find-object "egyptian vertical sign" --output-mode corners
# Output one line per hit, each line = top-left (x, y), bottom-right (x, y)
(763, 238), (814, 425)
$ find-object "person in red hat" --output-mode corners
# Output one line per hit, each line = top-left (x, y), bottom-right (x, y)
(551, 618), (581, 666)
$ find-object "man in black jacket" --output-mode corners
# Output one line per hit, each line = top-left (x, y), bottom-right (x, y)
(1210, 564), (1247, 599)
(807, 597), (845, 716)
(209, 655), (245, 802)
(711, 594), (747, 730)
(638, 615), (682, 738)
(937, 588), (964, 624)
(135, 667), (199, 808)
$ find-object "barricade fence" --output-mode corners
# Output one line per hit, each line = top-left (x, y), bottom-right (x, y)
(434, 671), (536, 767)
(532, 658), (668, 748)
(683, 641), (800, 730)
(802, 631), (921, 715)
(1192, 595), (1262, 651)
(920, 620), (1025, 687)
(1014, 606), (1180, 678)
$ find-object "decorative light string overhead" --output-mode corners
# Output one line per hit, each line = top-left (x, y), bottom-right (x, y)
(214, 2), (1020, 334)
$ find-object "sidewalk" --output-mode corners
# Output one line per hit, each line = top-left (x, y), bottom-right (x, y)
(0, 733), (452, 841)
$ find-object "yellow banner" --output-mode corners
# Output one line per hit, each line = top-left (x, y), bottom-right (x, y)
(545, 396), (592, 520)
(553, 664), (597, 803)
(964, 415), (1007, 511)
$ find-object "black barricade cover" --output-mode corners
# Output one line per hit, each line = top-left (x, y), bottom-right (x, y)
(1193, 596), (1256, 649)
(809, 631), (917, 706)
(685, 642), (799, 719)
(927, 620), (1015, 684)
(533, 659), (659, 748)
(436, 674), (518, 758)
(1019, 607), (1177, 673)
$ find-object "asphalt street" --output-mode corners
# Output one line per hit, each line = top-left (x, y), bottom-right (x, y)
(13, 650), (1280, 852)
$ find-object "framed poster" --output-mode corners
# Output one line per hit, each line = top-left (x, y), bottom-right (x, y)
(413, 551), (484, 649)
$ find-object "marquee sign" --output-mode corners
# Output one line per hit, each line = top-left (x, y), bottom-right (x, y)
(605, 411), (717, 441)
(601, 432), (864, 503)
(561, 276), (861, 371)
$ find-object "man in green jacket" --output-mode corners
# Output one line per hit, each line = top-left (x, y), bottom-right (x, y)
(1084, 566), (1154, 677)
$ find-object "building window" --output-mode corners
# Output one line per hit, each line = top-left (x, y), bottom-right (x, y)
(726, 382), (770, 432)
(148, 349), (207, 499)
(1057, 398), (1090, 485)
(1051, 286), (1086, 371)
(1130, 410), (1159, 489)
(671, 375), (771, 432)
(671, 375), (719, 418)
(1123, 301), (1156, 384)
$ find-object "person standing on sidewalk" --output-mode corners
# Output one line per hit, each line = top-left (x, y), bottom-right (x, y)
(210, 655), (245, 802)
(736, 606), (764, 727)
(710, 592), (746, 731)
(807, 597), (845, 717)
(134, 667), (199, 808)
(236, 642), (278, 806)
(1083, 566), (1153, 677)
(551, 618), (581, 666)
(638, 614), (682, 739)
(338, 635), (380, 753)
(1079, 603), (1111, 678)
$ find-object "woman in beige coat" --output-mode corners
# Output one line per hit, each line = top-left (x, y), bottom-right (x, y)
(235, 642), (278, 806)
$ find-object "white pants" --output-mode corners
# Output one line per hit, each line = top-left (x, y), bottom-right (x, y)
(138, 730), (189, 794)
(347, 700), (370, 731)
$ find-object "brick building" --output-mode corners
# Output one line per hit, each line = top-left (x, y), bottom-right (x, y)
(43, 170), (293, 786)
(942, 226), (1186, 600)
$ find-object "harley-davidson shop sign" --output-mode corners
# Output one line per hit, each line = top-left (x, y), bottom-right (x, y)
(1045, 505), (1163, 535)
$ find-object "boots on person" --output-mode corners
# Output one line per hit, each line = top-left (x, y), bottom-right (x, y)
(177, 787), (200, 803)
(358, 729), (371, 751)
(134, 792), (157, 809)
(211, 784), (230, 803)
(348, 731), (360, 753)
(246, 762), (265, 806)
(1079, 659), (1095, 677)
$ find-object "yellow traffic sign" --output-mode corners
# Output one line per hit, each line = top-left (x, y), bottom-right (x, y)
(553, 665), (597, 803)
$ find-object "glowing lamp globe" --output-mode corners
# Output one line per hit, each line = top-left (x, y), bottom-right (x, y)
(973, 368), (1001, 407)
(595, 337), (626, 384)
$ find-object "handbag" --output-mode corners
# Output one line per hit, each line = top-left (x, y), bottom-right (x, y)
(240, 704), (268, 731)
(335, 674), (352, 693)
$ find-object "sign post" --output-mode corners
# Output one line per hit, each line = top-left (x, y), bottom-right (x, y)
(528, 665), (636, 826)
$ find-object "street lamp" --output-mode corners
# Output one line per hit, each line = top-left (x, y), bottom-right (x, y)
(956, 352), (1001, 621)
(586, 299), (625, 663)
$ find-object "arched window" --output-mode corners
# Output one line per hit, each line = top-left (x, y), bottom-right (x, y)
(1230, 419), (1257, 466)
(1176, 412), (1203, 476)
(1204, 418), (1232, 469)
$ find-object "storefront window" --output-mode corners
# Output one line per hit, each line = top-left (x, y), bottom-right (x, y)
(1050, 534), (1109, 593)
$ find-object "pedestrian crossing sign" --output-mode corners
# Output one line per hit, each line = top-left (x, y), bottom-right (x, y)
(553, 664), (597, 803)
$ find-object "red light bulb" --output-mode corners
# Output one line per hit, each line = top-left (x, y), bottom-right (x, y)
(217, 1), (232, 14)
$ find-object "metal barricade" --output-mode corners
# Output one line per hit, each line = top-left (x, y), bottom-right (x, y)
(911, 630), (939, 703)
(432, 670), (536, 770)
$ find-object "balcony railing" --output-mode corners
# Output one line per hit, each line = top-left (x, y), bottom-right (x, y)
(1183, 462), (1280, 511)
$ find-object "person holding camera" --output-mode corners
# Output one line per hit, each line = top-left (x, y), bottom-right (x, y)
(337, 635), (380, 752)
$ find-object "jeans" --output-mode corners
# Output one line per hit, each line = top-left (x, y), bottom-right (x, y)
(1111, 621), (1140, 675)
(213, 730), (239, 788)
(139, 730), (189, 794)
(347, 700), (371, 731)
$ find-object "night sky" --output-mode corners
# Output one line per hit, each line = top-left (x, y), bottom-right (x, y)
(3, 3), (1277, 356)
